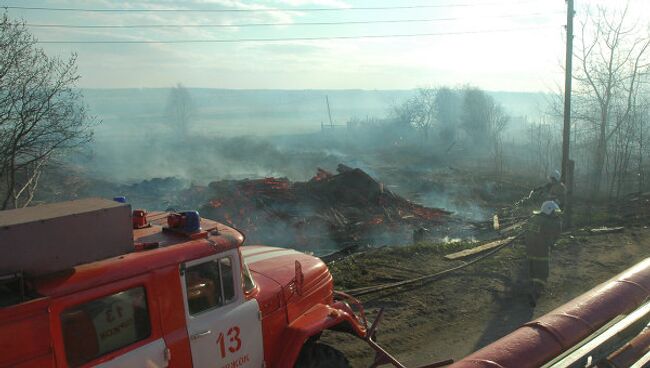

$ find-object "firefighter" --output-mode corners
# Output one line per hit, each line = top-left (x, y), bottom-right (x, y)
(514, 170), (567, 212)
(541, 170), (567, 208)
(525, 200), (562, 306)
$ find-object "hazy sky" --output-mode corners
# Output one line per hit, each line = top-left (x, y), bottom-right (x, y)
(6, 0), (650, 92)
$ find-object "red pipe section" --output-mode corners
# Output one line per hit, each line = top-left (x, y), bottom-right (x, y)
(605, 327), (650, 367)
(448, 257), (650, 368)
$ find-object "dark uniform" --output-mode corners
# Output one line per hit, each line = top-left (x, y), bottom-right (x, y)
(524, 211), (562, 304)
(546, 180), (567, 209)
(529, 179), (567, 210)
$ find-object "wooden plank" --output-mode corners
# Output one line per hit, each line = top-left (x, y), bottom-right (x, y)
(588, 226), (625, 235)
(500, 220), (528, 236)
(445, 236), (516, 260)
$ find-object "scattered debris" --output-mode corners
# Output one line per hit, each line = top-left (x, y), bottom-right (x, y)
(588, 226), (625, 235)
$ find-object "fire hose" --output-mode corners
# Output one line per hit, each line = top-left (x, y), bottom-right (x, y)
(342, 234), (520, 297)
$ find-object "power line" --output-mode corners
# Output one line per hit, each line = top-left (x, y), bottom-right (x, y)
(36, 26), (556, 44)
(25, 12), (562, 29)
(5, 1), (541, 13)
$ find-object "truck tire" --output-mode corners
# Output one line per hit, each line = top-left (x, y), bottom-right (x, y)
(294, 343), (351, 368)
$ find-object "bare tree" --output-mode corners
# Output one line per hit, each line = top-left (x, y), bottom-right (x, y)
(635, 94), (650, 192)
(392, 88), (436, 141)
(434, 87), (461, 142)
(486, 102), (510, 174)
(391, 86), (507, 163)
(573, 5), (650, 197)
(461, 87), (492, 147)
(526, 118), (561, 178)
(0, 14), (93, 209)
(460, 87), (509, 173)
(166, 83), (195, 138)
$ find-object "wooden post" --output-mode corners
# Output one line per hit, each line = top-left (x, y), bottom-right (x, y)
(565, 159), (575, 228)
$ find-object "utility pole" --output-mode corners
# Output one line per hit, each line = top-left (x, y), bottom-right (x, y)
(562, 0), (575, 227)
(561, 0), (574, 181)
(325, 95), (333, 128)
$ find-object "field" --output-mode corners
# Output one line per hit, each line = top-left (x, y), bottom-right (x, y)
(322, 222), (648, 365)
(316, 204), (649, 366)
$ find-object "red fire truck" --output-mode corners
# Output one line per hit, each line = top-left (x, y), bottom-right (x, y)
(0, 198), (404, 368)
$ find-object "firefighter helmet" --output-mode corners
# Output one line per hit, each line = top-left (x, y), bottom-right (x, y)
(540, 200), (560, 215)
(550, 170), (561, 182)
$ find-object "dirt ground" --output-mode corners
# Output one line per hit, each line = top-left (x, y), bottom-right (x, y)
(322, 223), (650, 367)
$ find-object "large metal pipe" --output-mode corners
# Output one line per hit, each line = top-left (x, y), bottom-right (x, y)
(448, 258), (650, 368)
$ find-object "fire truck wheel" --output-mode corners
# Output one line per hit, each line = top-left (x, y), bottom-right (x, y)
(294, 342), (351, 368)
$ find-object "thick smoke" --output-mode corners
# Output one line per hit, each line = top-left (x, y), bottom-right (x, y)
(76, 88), (546, 182)
(48, 87), (552, 251)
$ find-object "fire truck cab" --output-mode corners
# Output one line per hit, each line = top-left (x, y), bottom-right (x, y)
(0, 198), (378, 368)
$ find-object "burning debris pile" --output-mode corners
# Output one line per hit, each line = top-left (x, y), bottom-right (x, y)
(200, 165), (452, 252)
